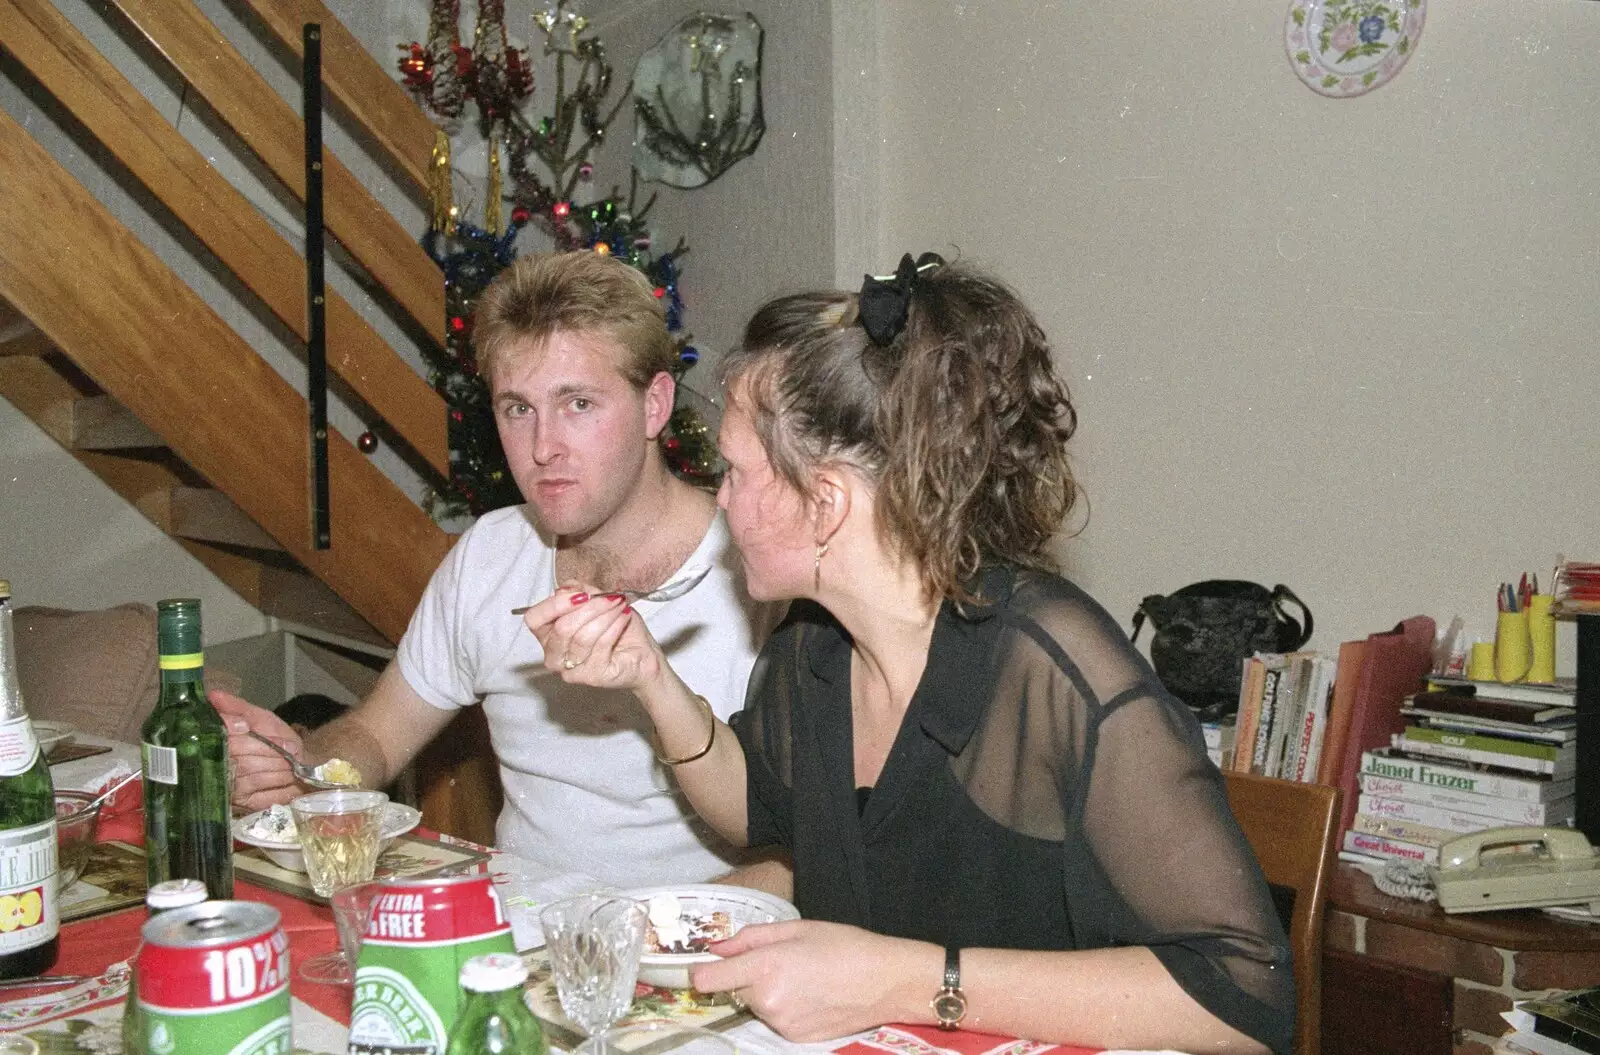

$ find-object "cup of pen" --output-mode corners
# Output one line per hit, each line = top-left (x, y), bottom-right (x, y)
(290, 789), (389, 898)
(1495, 609), (1532, 684)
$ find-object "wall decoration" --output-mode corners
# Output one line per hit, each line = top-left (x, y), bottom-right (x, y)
(1286, 0), (1426, 98)
(632, 12), (765, 188)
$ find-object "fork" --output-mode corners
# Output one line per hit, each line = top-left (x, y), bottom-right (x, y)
(247, 731), (348, 790)
(510, 565), (711, 616)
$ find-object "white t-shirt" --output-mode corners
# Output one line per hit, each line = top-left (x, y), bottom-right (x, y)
(397, 505), (778, 888)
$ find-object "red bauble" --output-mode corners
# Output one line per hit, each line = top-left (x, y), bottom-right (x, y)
(450, 316), (466, 332)
(553, 201), (572, 219)
(652, 287), (666, 299)
(511, 206), (531, 224)
(665, 437), (680, 450)
(358, 431), (379, 454)
(450, 409), (465, 423)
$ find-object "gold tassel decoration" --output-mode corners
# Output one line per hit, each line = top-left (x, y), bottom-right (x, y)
(485, 122), (504, 235)
(429, 127), (455, 235)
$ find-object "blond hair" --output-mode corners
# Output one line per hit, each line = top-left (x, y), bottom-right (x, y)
(473, 251), (676, 387)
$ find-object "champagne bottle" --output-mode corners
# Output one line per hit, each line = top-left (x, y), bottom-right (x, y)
(0, 581), (60, 979)
(141, 599), (233, 899)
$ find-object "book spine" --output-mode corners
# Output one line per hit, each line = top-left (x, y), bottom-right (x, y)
(1343, 828), (1439, 865)
(1399, 725), (1566, 763)
(1359, 775), (1576, 823)
(1357, 792), (1575, 830)
(1232, 658), (1264, 773)
(1360, 750), (1566, 802)
(1316, 639), (1364, 787)
(1351, 811), (1459, 848)
(1390, 734), (1571, 778)
(1252, 667), (1282, 774)
(1296, 656), (1334, 783)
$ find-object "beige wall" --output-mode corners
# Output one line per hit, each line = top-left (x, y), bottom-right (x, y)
(873, 0), (1600, 654)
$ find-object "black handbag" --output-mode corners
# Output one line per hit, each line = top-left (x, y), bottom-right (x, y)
(1130, 581), (1312, 718)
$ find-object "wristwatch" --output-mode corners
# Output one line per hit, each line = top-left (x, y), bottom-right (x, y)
(932, 945), (967, 1031)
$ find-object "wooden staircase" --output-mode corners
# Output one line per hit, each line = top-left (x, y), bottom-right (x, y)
(0, 0), (501, 844)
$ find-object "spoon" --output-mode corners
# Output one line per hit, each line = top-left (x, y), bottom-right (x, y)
(247, 731), (348, 790)
(510, 565), (712, 616)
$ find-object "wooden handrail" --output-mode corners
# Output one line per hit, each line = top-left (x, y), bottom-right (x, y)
(107, 0), (446, 345)
(0, 0), (449, 480)
(241, 0), (438, 196)
(0, 108), (451, 643)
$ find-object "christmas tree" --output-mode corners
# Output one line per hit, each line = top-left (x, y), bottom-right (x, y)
(399, 0), (719, 520)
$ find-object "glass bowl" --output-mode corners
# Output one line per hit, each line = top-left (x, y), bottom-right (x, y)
(55, 789), (102, 889)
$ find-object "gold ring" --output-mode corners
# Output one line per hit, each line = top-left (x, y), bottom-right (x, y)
(562, 656), (579, 670)
(728, 988), (747, 1011)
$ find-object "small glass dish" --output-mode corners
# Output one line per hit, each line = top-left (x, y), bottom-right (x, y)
(54, 790), (101, 889)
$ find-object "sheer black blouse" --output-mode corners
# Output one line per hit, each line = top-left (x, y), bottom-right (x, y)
(729, 566), (1295, 1055)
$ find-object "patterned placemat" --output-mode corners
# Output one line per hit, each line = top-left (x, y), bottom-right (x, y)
(232, 830), (493, 905)
(60, 840), (147, 923)
(521, 946), (750, 1053)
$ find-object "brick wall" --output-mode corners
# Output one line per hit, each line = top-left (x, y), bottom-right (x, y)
(1328, 908), (1600, 1052)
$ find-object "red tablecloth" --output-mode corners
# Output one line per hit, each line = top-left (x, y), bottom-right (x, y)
(54, 803), (352, 1025)
(49, 808), (1099, 1055)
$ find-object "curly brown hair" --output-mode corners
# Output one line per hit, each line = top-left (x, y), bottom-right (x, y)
(719, 261), (1079, 605)
(473, 251), (676, 388)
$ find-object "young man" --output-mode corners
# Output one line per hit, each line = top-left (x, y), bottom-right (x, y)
(217, 251), (780, 887)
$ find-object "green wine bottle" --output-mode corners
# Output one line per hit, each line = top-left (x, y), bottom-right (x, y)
(0, 581), (60, 979)
(445, 953), (548, 1055)
(141, 599), (233, 899)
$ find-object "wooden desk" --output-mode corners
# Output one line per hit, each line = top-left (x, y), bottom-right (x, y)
(1321, 862), (1600, 1055)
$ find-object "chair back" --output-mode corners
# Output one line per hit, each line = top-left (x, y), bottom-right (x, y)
(1223, 772), (1341, 1055)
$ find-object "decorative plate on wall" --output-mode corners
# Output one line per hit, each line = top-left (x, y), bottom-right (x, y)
(1286, 0), (1426, 98)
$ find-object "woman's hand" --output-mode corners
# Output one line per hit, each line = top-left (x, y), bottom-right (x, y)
(520, 587), (662, 692)
(689, 920), (934, 1042)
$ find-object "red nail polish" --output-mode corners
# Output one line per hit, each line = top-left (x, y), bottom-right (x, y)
(623, 606), (634, 615)
(570, 592), (589, 605)
(604, 593), (625, 603)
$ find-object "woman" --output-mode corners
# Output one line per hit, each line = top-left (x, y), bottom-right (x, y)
(523, 254), (1293, 1054)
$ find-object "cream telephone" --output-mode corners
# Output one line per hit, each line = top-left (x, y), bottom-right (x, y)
(1433, 826), (1600, 914)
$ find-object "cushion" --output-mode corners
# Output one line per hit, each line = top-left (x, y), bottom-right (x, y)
(14, 604), (162, 743)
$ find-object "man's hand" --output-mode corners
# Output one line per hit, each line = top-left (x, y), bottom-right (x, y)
(212, 690), (307, 812)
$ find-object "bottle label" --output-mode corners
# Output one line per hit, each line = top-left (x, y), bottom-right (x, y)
(0, 717), (40, 777)
(158, 651), (204, 686)
(143, 742), (179, 786)
(0, 818), (58, 953)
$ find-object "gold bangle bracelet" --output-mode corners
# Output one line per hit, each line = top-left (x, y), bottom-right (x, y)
(654, 694), (716, 766)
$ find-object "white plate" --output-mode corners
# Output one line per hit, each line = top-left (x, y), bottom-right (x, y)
(620, 883), (799, 989)
(1285, 0), (1426, 98)
(34, 721), (75, 754)
(231, 802), (422, 872)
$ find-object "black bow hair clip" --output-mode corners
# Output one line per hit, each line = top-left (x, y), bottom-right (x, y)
(858, 252), (945, 347)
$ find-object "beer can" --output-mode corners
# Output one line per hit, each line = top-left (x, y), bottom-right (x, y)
(348, 873), (515, 1055)
(137, 900), (291, 1055)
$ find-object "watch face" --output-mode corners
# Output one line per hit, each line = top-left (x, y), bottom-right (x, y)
(933, 991), (967, 1026)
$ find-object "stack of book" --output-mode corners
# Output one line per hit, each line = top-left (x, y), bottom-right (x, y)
(1346, 674), (1577, 865)
(1227, 652), (1339, 782)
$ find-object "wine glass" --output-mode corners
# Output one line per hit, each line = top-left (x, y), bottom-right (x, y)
(539, 894), (648, 1035)
(299, 880), (384, 985)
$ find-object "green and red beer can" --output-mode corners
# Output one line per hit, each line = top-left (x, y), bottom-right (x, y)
(137, 900), (291, 1055)
(348, 873), (516, 1055)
